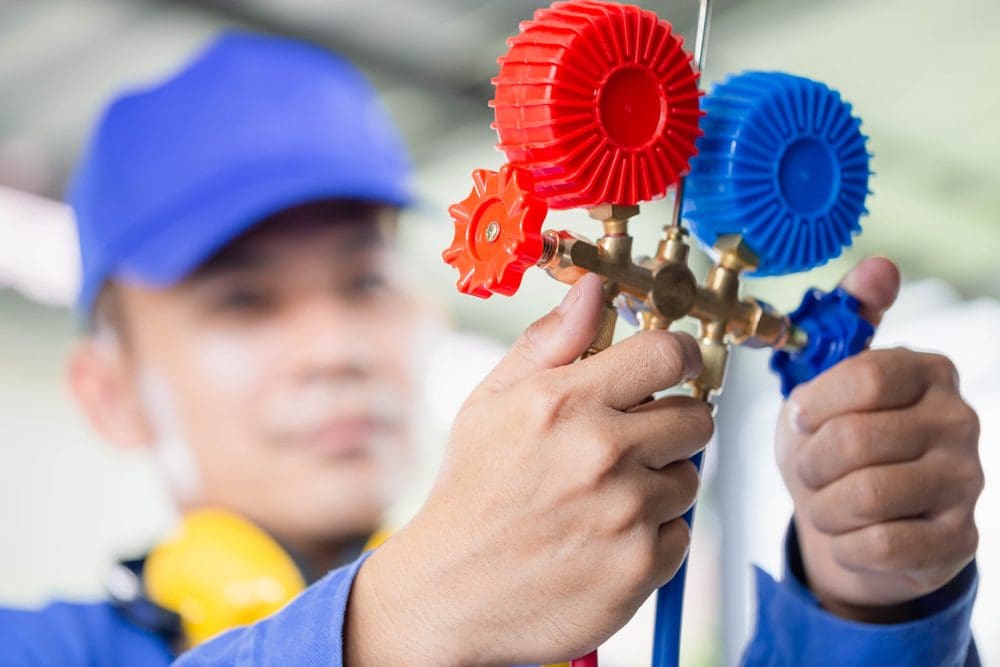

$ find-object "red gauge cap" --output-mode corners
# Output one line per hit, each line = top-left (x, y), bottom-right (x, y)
(491, 0), (703, 209)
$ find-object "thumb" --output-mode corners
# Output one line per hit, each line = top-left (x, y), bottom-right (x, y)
(478, 273), (606, 395)
(838, 256), (901, 328)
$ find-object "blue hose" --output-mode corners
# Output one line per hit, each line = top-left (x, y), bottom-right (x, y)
(651, 450), (704, 667)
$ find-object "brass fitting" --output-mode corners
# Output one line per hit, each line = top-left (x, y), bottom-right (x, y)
(685, 236), (759, 402)
(649, 262), (696, 323)
(541, 207), (654, 299)
(537, 211), (810, 403)
(582, 284), (620, 358)
(539, 230), (589, 286)
(730, 299), (793, 349)
(579, 204), (642, 358)
(690, 320), (729, 401)
(588, 203), (641, 227)
(655, 225), (691, 265)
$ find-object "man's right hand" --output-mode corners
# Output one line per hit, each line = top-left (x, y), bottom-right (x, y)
(345, 273), (713, 667)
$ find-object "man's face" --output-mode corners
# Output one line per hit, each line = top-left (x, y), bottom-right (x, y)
(109, 201), (419, 549)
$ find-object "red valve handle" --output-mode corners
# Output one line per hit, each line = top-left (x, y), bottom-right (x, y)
(443, 164), (548, 299)
(492, 0), (703, 209)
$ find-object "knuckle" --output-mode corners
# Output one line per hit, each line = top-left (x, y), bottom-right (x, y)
(833, 415), (870, 454)
(579, 432), (622, 481)
(954, 403), (982, 444)
(942, 512), (979, 560)
(665, 400), (715, 455)
(614, 490), (647, 531)
(690, 402), (715, 445)
(938, 508), (961, 534)
(794, 451), (822, 489)
(524, 375), (572, 431)
(972, 464), (986, 499)
(791, 434), (824, 489)
(662, 518), (692, 558)
(852, 472), (884, 520)
(803, 497), (830, 534)
(674, 460), (701, 509)
(964, 522), (980, 557)
(864, 523), (898, 566)
(659, 460), (700, 515)
(925, 353), (960, 388)
(624, 540), (659, 589)
(855, 356), (891, 402)
(838, 426), (868, 464)
(956, 458), (986, 500)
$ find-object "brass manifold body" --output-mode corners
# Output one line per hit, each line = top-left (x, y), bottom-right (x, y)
(536, 204), (809, 403)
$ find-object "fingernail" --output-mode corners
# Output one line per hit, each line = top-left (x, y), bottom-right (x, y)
(787, 400), (809, 434)
(671, 333), (703, 381)
(557, 281), (583, 316)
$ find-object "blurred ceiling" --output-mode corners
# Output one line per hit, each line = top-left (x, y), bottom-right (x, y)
(0, 0), (997, 328)
(0, 0), (741, 197)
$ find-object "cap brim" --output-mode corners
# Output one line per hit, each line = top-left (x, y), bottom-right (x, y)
(77, 156), (411, 313)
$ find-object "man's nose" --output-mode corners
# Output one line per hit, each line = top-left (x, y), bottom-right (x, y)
(284, 295), (377, 380)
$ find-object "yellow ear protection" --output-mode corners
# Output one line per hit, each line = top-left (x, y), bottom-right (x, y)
(144, 510), (307, 647)
(109, 509), (389, 649)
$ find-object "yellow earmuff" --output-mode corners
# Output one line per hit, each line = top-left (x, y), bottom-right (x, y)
(144, 509), (306, 647)
(144, 509), (392, 648)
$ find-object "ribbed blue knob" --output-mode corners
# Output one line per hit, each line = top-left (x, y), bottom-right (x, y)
(684, 71), (872, 276)
(770, 287), (874, 397)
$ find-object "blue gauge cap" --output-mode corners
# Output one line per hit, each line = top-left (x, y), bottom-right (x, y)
(69, 31), (413, 315)
(683, 71), (872, 276)
(770, 287), (875, 397)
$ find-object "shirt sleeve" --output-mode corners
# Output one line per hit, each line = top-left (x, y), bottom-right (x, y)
(0, 601), (175, 666)
(173, 552), (371, 667)
(742, 523), (980, 667)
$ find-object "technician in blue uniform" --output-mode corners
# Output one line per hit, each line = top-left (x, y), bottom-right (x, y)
(0, 32), (983, 666)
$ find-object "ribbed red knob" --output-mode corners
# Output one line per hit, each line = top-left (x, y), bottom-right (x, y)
(443, 165), (548, 298)
(491, 0), (703, 209)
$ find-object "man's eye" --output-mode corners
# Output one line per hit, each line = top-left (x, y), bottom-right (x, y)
(347, 272), (388, 296)
(215, 288), (274, 312)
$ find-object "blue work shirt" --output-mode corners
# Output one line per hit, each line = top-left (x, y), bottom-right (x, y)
(0, 536), (980, 666)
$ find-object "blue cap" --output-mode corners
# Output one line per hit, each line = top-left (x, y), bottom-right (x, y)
(70, 31), (413, 314)
(683, 71), (871, 277)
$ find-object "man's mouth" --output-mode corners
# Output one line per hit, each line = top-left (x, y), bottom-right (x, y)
(267, 385), (405, 460)
(291, 415), (388, 460)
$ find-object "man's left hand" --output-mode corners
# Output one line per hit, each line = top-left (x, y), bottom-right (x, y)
(775, 257), (984, 622)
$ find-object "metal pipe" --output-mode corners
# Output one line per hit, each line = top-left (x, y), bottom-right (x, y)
(694, 0), (712, 71)
(667, 0), (712, 232)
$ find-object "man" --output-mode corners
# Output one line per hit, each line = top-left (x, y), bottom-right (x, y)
(0, 31), (983, 666)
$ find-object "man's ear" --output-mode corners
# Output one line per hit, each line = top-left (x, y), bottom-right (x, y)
(67, 337), (155, 449)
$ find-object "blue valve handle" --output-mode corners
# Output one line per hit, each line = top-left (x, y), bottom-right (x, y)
(770, 287), (875, 397)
